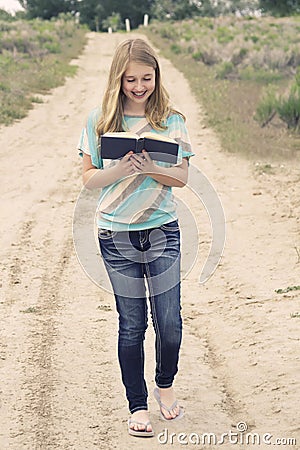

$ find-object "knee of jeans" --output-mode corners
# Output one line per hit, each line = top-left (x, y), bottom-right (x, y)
(119, 324), (148, 346)
(160, 319), (182, 342)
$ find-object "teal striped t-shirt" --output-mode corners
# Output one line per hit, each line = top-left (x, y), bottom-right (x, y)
(77, 109), (194, 231)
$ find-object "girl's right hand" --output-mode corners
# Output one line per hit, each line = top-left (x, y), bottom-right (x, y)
(115, 151), (135, 176)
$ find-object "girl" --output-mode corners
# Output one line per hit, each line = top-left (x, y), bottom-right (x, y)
(78, 38), (194, 437)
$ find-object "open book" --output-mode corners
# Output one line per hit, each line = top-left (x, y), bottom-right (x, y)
(100, 132), (179, 163)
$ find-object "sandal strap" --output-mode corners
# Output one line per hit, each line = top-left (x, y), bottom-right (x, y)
(159, 399), (178, 414)
(128, 419), (151, 427)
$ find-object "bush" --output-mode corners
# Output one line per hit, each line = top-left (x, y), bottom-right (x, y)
(158, 24), (179, 40)
(231, 47), (248, 65)
(192, 49), (219, 65)
(170, 44), (181, 54)
(102, 12), (122, 32)
(255, 70), (300, 131)
(216, 61), (235, 79)
(192, 51), (203, 61)
(259, 0), (300, 16)
(216, 26), (235, 44)
(254, 85), (278, 126)
(277, 80), (300, 129)
(0, 8), (14, 22)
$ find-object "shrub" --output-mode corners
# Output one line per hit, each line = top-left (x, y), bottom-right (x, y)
(0, 8), (14, 22)
(255, 70), (300, 131)
(0, 21), (14, 32)
(231, 47), (248, 66)
(197, 49), (220, 66)
(43, 42), (61, 53)
(158, 24), (178, 40)
(171, 43), (181, 54)
(216, 61), (235, 79)
(192, 51), (203, 61)
(254, 85), (278, 126)
(289, 48), (300, 67)
(250, 35), (260, 43)
(277, 81), (300, 129)
(216, 26), (235, 44)
(102, 12), (122, 32)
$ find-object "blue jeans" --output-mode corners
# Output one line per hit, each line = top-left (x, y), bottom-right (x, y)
(98, 220), (182, 414)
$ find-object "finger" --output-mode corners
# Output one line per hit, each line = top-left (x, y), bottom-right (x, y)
(132, 163), (143, 172)
(122, 151), (134, 161)
(130, 158), (145, 171)
(142, 150), (151, 162)
(130, 158), (141, 170)
(130, 153), (144, 164)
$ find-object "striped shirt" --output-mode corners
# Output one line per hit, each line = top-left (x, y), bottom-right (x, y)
(77, 108), (194, 231)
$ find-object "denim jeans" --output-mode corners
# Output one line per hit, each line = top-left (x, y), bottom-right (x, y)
(98, 220), (182, 414)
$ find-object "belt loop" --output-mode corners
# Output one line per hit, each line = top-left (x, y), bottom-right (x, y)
(139, 229), (148, 246)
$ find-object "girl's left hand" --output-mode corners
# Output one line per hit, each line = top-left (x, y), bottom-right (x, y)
(130, 150), (157, 174)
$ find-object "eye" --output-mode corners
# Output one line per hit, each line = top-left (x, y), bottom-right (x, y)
(144, 78), (151, 81)
(127, 79), (135, 83)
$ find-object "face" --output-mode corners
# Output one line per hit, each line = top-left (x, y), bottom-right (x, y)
(122, 61), (156, 111)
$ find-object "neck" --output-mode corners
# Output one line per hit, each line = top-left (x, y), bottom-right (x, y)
(123, 100), (146, 116)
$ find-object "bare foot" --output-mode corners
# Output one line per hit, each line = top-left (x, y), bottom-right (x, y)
(129, 410), (153, 433)
(158, 387), (181, 419)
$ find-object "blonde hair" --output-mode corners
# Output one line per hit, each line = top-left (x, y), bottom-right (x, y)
(96, 38), (184, 137)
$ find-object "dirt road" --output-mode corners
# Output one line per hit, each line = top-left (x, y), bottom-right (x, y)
(0, 32), (299, 450)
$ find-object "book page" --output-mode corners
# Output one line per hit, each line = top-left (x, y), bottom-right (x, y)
(140, 132), (177, 144)
(101, 132), (139, 139)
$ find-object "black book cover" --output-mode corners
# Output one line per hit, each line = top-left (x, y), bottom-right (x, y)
(100, 135), (179, 164)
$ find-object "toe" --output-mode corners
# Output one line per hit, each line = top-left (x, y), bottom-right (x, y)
(161, 407), (172, 420)
(174, 406), (180, 417)
(146, 423), (153, 432)
(170, 408), (177, 419)
(161, 404), (181, 420)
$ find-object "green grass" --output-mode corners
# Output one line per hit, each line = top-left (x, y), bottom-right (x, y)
(20, 306), (40, 314)
(275, 286), (300, 294)
(0, 17), (87, 125)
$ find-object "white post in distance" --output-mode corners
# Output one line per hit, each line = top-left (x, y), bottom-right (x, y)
(75, 11), (80, 26)
(125, 18), (131, 32)
(108, 27), (112, 33)
(143, 14), (149, 27)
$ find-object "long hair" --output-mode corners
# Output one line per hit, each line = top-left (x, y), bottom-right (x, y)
(96, 38), (184, 137)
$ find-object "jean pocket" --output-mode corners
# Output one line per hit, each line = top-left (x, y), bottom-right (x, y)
(98, 228), (116, 240)
(160, 220), (180, 232)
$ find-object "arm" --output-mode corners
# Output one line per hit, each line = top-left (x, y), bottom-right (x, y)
(82, 152), (135, 189)
(130, 151), (189, 188)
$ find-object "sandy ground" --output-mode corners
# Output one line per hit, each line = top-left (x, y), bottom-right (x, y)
(0, 32), (299, 450)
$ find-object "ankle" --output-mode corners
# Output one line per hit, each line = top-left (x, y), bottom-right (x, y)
(132, 409), (149, 417)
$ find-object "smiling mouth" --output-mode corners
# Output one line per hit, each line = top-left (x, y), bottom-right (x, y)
(132, 91), (147, 98)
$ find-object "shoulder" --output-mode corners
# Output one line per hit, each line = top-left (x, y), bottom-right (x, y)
(166, 111), (186, 125)
(87, 106), (102, 126)
(166, 111), (187, 131)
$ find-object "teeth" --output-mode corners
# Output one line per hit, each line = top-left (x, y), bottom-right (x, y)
(133, 92), (145, 96)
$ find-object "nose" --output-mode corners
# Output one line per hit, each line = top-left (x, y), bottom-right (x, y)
(136, 79), (144, 90)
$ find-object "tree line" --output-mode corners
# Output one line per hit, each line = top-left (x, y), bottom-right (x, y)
(14, 0), (300, 30)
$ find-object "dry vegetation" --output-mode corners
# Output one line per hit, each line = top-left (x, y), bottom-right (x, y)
(144, 15), (300, 159)
(0, 15), (86, 125)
